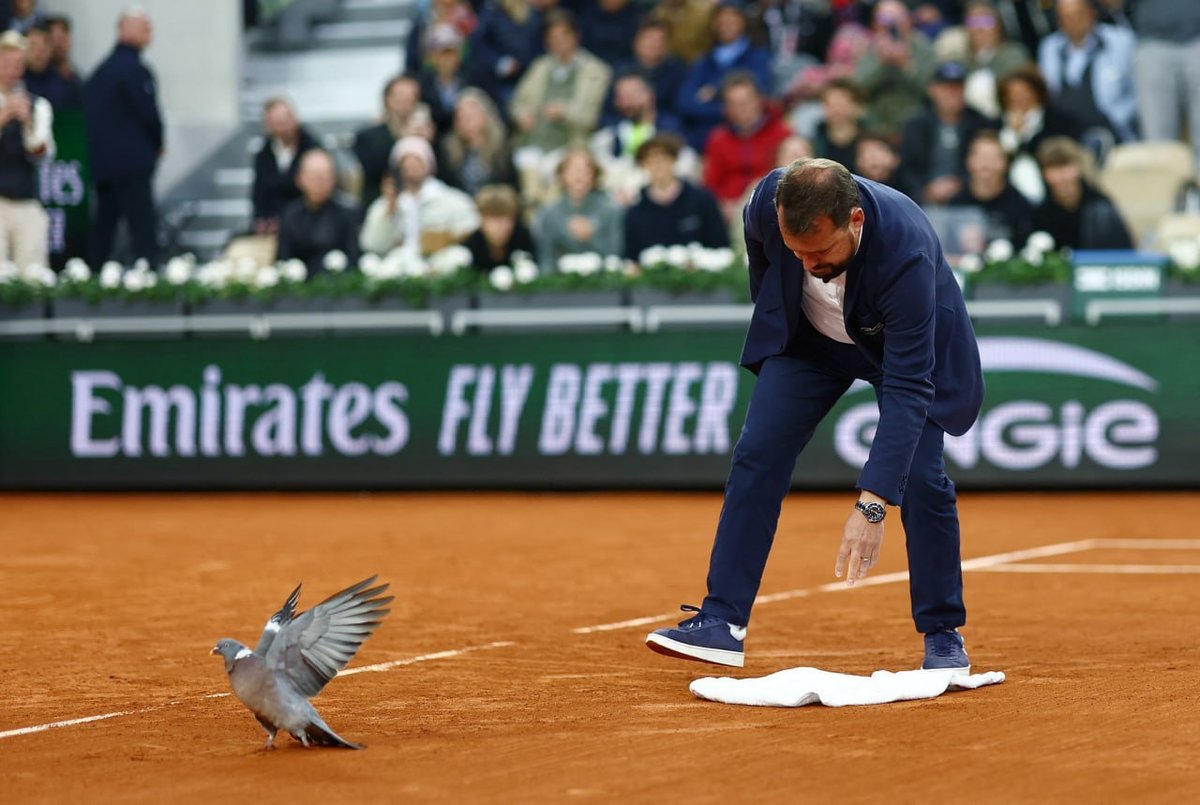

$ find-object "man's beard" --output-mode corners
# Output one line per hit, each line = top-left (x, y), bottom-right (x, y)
(808, 257), (852, 282)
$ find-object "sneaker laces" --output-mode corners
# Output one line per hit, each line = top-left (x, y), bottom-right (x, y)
(676, 604), (711, 630)
(927, 629), (963, 658)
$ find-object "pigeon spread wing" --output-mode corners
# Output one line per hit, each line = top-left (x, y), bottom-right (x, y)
(254, 583), (302, 656)
(265, 576), (393, 698)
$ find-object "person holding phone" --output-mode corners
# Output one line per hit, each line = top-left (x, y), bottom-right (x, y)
(854, 0), (937, 139)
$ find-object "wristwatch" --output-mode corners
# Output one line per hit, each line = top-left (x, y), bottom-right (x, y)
(855, 500), (886, 523)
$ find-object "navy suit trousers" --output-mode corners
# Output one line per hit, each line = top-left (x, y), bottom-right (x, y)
(702, 319), (966, 634)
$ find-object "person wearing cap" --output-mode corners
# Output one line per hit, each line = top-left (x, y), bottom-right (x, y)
(854, 0), (937, 139)
(417, 23), (468, 139)
(0, 29), (53, 273)
(276, 149), (361, 277)
(83, 8), (162, 267)
(360, 135), (478, 258)
(898, 61), (995, 207)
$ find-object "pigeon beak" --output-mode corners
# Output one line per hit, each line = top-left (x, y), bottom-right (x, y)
(210, 646), (220, 655)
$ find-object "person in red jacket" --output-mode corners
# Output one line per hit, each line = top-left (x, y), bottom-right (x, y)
(703, 70), (792, 221)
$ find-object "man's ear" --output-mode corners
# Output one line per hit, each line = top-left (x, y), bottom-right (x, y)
(850, 207), (865, 227)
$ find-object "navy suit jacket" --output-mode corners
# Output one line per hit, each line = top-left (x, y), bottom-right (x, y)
(83, 44), (163, 183)
(741, 170), (984, 504)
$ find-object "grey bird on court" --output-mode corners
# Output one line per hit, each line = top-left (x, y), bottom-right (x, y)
(211, 576), (392, 750)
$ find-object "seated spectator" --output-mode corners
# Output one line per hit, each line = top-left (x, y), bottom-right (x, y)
(675, 2), (773, 151)
(534, 147), (622, 272)
(1033, 135), (1132, 250)
(590, 72), (695, 206)
(951, 1), (1032, 119)
(0, 29), (52, 274)
(404, 0), (477, 74)
(622, 19), (687, 123)
(782, 21), (872, 104)
(854, 0), (937, 139)
(44, 15), (81, 86)
(580, 0), (638, 67)
(468, 0), (554, 111)
(856, 132), (915, 198)
(22, 23), (79, 110)
(949, 129), (1035, 246)
(277, 150), (361, 276)
(510, 9), (611, 156)
(251, 97), (319, 235)
(353, 75), (433, 208)
(703, 71), (792, 221)
(6, 0), (44, 34)
(899, 61), (994, 207)
(1037, 0), (1137, 144)
(1134, 0), (1200, 165)
(439, 88), (516, 197)
(997, 63), (1085, 205)
(417, 24), (468, 139)
(624, 134), (726, 263)
(810, 77), (864, 170)
(360, 136), (479, 257)
(649, 0), (715, 65)
(463, 184), (535, 272)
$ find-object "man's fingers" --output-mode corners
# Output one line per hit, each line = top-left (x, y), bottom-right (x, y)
(834, 542), (851, 578)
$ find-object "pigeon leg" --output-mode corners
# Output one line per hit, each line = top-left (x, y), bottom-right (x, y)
(297, 731), (310, 748)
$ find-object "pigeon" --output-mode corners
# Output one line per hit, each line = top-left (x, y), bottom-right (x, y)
(211, 576), (393, 750)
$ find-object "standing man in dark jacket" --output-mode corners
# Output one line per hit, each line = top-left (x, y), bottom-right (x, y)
(647, 159), (984, 672)
(83, 8), (162, 267)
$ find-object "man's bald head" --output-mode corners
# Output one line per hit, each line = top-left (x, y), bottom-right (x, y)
(118, 8), (153, 49)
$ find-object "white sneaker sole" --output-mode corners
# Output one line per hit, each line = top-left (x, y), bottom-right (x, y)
(919, 665), (971, 675)
(646, 633), (745, 667)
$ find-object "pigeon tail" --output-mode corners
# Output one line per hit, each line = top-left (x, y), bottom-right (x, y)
(299, 714), (363, 749)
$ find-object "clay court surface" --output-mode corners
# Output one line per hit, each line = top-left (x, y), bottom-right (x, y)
(2, 490), (1199, 803)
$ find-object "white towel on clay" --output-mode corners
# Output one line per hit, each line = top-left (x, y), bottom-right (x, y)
(690, 667), (1005, 707)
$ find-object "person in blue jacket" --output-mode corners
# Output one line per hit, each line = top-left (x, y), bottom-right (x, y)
(647, 158), (984, 672)
(82, 8), (162, 266)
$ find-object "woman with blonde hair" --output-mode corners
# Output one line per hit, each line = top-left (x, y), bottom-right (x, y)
(534, 146), (623, 272)
(439, 87), (516, 196)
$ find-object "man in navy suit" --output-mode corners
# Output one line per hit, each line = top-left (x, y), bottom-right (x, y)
(83, 8), (162, 266)
(646, 158), (984, 671)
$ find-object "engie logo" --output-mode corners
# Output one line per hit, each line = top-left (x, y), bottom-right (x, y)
(834, 337), (1160, 472)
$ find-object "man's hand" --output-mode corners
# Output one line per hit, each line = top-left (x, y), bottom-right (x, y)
(7, 92), (31, 125)
(544, 101), (565, 122)
(567, 215), (595, 242)
(835, 491), (887, 586)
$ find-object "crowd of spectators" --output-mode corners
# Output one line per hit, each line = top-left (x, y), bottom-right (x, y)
(6, 0), (1200, 279)
(251, 0), (1195, 278)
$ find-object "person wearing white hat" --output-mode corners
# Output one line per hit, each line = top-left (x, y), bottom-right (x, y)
(359, 135), (478, 257)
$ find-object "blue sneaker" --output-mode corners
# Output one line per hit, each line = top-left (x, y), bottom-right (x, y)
(646, 605), (746, 667)
(921, 629), (970, 673)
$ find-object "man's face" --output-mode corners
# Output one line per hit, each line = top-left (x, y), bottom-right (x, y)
(633, 26), (667, 66)
(929, 80), (965, 117)
(0, 49), (25, 86)
(712, 7), (745, 44)
(25, 31), (51, 73)
(723, 84), (761, 131)
(385, 79), (419, 117)
(1043, 161), (1082, 201)
(13, 0), (35, 17)
(777, 209), (865, 280)
(1056, 0), (1096, 42)
(298, 153), (336, 205)
(966, 139), (1007, 185)
(48, 23), (71, 61)
(545, 23), (578, 60)
(822, 87), (859, 125)
(640, 149), (676, 185)
(264, 103), (298, 141)
(856, 139), (898, 183)
(613, 77), (651, 120)
(400, 153), (429, 186)
(123, 16), (153, 49)
(431, 45), (461, 75)
(481, 213), (515, 245)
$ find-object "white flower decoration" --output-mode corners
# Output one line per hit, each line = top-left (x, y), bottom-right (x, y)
(99, 264), (122, 289)
(64, 258), (91, 282)
(575, 252), (603, 276)
(639, 244), (667, 268)
(359, 252), (382, 279)
(197, 261), (232, 289)
(429, 244), (472, 276)
(558, 253), (580, 274)
(664, 244), (690, 269)
(132, 258), (150, 275)
(1025, 231), (1056, 254)
(603, 254), (623, 273)
(164, 257), (192, 286)
(514, 259), (539, 284)
(281, 259), (308, 284)
(1167, 239), (1200, 272)
(255, 265), (281, 289)
(323, 250), (349, 273)
(0, 261), (17, 283)
(1020, 244), (1045, 266)
(234, 256), (259, 283)
(33, 265), (56, 287)
(984, 239), (1014, 263)
(489, 265), (515, 291)
(122, 271), (147, 292)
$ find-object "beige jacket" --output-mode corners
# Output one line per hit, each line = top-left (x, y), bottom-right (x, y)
(509, 49), (612, 148)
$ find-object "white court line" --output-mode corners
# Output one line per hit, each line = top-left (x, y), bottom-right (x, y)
(573, 539), (1101, 634)
(976, 563), (1200, 574)
(1089, 539), (1200, 550)
(0, 641), (514, 742)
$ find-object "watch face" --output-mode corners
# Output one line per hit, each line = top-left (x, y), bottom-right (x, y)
(858, 501), (885, 523)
